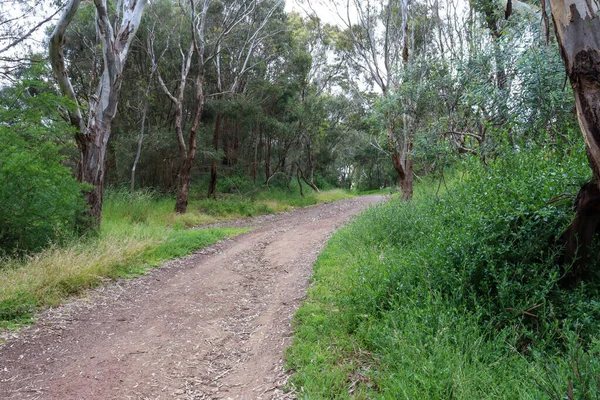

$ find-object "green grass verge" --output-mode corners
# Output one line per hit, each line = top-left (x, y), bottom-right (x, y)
(285, 146), (600, 399)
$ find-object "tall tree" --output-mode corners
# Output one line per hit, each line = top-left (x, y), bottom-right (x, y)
(207, 0), (285, 198)
(49, 0), (148, 226)
(549, 0), (600, 180)
(549, 0), (600, 265)
(326, 0), (427, 199)
(0, 0), (63, 80)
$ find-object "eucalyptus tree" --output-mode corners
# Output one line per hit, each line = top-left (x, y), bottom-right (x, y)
(469, 0), (508, 90)
(150, 0), (199, 213)
(150, 0), (286, 209)
(549, 0), (600, 181)
(49, 0), (148, 226)
(207, 0), (285, 198)
(0, 0), (63, 80)
(325, 0), (433, 199)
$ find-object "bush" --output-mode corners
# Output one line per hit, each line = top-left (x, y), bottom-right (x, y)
(287, 143), (600, 397)
(0, 64), (86, 254)
(342, 145), (593, 343)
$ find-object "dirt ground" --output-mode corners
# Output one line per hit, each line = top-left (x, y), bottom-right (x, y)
(0, 195), (384, 400)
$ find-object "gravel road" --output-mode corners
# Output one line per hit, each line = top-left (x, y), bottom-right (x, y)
(0, 195), (384, 400)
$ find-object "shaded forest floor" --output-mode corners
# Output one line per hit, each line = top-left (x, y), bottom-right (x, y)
(0, 195), (384, 399)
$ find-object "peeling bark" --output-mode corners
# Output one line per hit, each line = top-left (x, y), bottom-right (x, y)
(550, 0), (600, 179)
(550, 0), (600, 274)
(49, 0), (147, 227)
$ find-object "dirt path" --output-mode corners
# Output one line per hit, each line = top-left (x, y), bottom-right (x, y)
(0, 195), (384, 400)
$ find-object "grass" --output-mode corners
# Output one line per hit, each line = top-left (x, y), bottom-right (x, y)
(356, 188), (393, 196)
(285, 146), (600, 399)
(0, 186), (354, 329)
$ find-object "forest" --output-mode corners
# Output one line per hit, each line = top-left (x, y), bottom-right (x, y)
(1, 0), (600, 397)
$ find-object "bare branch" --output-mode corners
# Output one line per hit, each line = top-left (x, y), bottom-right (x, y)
(0, 6), (63, 55)
(49, 0), (86, 135)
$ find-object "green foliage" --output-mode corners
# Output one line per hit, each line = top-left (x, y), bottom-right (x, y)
(0, 64), (87, 254)
(287, 143), (599, 398)
(0, 186), (247, 328)
(0, 292), (36, 325)
(140, 228), (241, 269)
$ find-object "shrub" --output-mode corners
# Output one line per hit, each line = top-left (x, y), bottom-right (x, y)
(0, 64), (86, 254)
(287, 143), (600, 397)
(342, 145), (593, 343)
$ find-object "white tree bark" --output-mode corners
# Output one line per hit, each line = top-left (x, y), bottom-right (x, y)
(49, 0), (147, 226)
(550, 0), (600, 180)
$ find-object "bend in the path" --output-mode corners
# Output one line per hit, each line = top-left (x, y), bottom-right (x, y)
(0, 195), (385, 400)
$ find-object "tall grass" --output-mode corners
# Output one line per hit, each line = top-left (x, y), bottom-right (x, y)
(286, 145), (600, 398)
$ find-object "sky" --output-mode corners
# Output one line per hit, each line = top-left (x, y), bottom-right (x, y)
(284, 0), (356, 26)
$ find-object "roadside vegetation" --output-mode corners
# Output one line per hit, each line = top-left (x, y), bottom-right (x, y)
(286, 142), (600, 398)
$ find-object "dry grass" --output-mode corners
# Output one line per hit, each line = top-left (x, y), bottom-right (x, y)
(257, 200), (293, 213)
(1, 236), (156, 309)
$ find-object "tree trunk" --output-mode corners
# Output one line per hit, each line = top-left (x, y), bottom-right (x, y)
(298, 167), (319, 192)
(80, 130), (107, 226)
(305, 133), (316, 185)
(208, 114), (222, 198)
(154, 40), (195, 213)
(174, 69), (204, 214)
(49, 0), (147, 227)
(222, 118), (239, 167)
(296, 167), (304, 197)
(549, 0), (600, 280)
(253, 121), (260, 184)
(175, 158), (193, 213)
(232, 120), (239, 166)
(387, 113), (414, 201)
(399, 159), (414, 201)
(131, 59), (155, 203)
(174, 104), (201, 213)
(265, 135), (272, 182)
(550, 0), (600, 179)
(557, 182), (600, 287)
(221, 117), (229, 166)
(392, 151), (413, 201)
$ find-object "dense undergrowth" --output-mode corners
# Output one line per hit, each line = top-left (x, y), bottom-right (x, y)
(286, 145), (600, 399)
(0, 184), (353, 329)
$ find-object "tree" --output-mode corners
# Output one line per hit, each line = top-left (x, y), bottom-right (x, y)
(49, 0), (148, 227)
(0, 63), (86, 253)
(206, 0), (285, 198)
(0, 0), (63, 80)
(549, 0), (600, 180)
(548, 0), (600, 268)
(325, 0), (432, 199)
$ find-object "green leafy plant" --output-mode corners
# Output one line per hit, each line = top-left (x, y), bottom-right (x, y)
(286, 143), (599, 398)
(0, 63), (87, 254)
